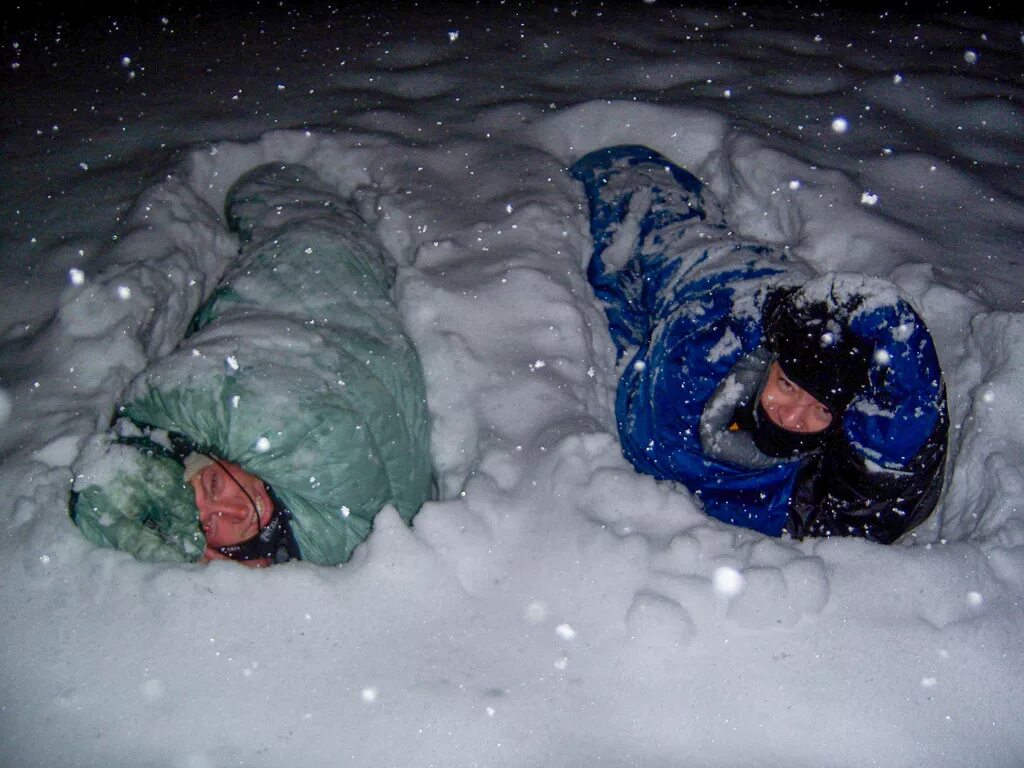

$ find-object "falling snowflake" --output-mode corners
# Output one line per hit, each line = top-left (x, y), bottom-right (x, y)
(524, 601), (547, 623)
(140, 678), (165, 700)
(712, 566), (745, 596)
(555, 623), (577, 640)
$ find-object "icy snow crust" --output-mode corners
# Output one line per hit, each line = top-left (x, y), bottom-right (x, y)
(1, 4), (1023, 767)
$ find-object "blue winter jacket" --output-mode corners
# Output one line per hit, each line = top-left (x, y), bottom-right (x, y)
(572, 146), (947, 542)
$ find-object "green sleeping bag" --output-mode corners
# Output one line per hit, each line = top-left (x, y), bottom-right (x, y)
(71, 163), (433, 565)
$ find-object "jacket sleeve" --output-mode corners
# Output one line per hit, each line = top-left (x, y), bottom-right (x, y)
(785, 290), (949, 544)
(70, 433), (205, 563)
(786, 400), (948, 544)
(72, 487), (200, 563)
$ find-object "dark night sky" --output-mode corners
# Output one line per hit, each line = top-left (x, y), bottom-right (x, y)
(3, 0), (1021, 33)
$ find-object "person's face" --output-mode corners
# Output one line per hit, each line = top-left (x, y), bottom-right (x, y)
(190, 461), (272, 548)
(759, 361), (833, 434)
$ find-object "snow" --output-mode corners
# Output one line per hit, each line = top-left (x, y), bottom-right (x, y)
(2, 3), (1023, 766)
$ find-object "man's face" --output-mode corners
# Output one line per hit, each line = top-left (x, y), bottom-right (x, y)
(759, 361), (833, 434)
(190, 461), (272, 548)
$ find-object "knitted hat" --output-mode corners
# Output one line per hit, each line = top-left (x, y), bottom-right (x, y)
(761, 282), (872, 414)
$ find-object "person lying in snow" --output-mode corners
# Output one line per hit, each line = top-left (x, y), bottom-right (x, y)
(70, 163), (433, 566)
(571, 145), (948, 544)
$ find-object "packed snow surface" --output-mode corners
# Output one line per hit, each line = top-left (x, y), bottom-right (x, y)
(1, 3), (1023, 767)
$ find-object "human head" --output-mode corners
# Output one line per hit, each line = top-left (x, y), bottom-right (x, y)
(761, 280), (872, 417)
(759, 360), (833, 433)
(189, 459), (273, 548)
